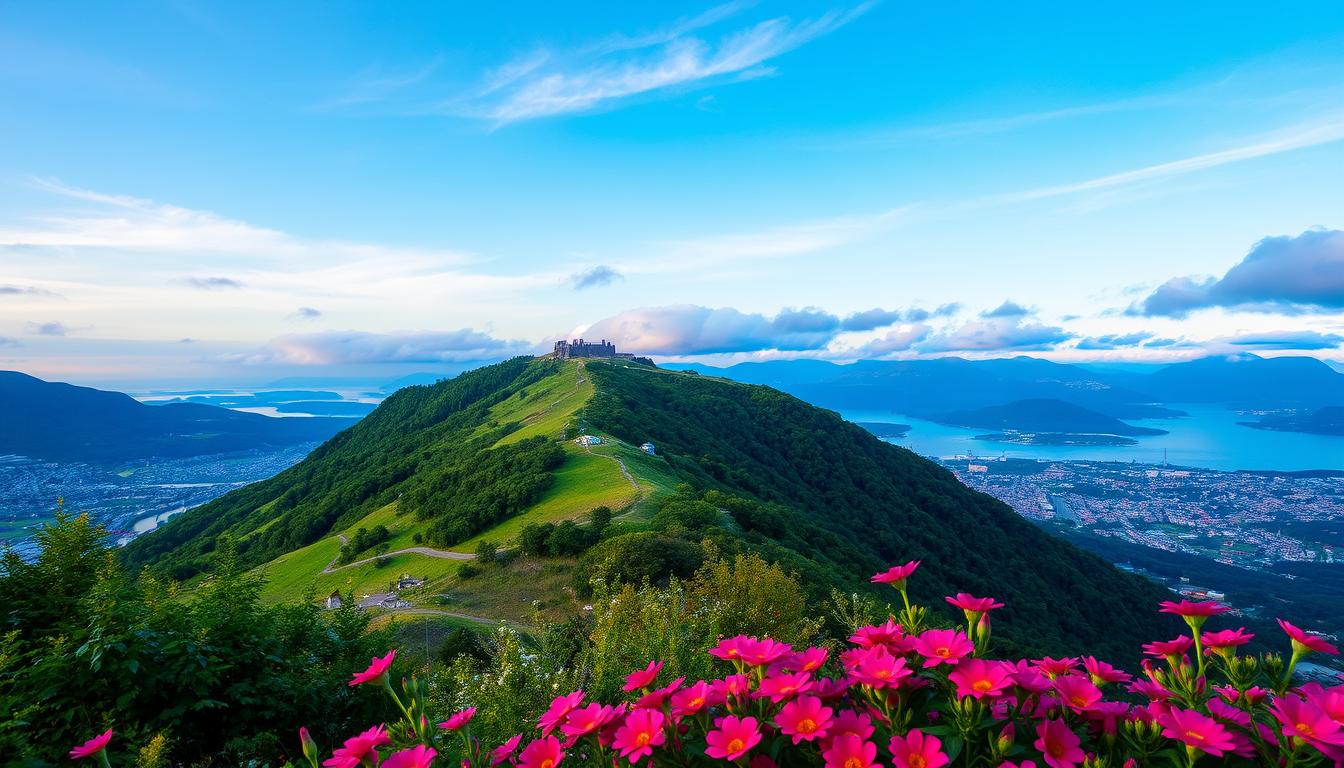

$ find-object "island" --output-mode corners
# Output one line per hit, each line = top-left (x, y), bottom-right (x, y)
(855, 421), (912, 438)
(973, 432), (1140, 446)
(1239, 406), (1344, 436)
(936, 398), (1167, 437)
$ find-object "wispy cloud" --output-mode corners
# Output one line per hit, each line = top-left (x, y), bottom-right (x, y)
(999, 114), (1344, 204)
(313, 55), (446, 111)
(437, 2), (875, 124)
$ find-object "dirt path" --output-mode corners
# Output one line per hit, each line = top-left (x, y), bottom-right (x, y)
(323, 544), (474, 574)
(383, 607), (529, 631)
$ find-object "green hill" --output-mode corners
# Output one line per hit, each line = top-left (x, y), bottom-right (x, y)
(124, 356), (1168, 659)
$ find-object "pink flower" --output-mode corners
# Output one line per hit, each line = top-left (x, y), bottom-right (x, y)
(1031, 657), (1078, 679)
(914, 628), (974, 668)
(1201, 627), (1253, 651)
(822, 734), (878, 768)
(1053, 675), (1102, 712)
(323, 725), (392, 768)
(753, 671), (814, 702)
(1142, 636), (1193, 658)
(349, 650), (396, 686)
(1279, 619), (1340, 655)
(709, 673), (751, 702)
(890, 729), (949, 768)
(871, 560), (920, 589)
(635, 677), (684, 709)
(775, 695), (834, 744)
(559, 703), (621, 745)
(438, 707), (476, 731)
(830, 709), (875, 741)
(949, 659), (1014, 700)
(705, 716), (762, 761)
(383, 745), (437, 768)
(787, 647), (830, 673)
(518, 736), (564, 768)
(1159, 600), (1229, 618)
(670, 680), (718, 716)
(741, 638), (795, 667)
(1081, 656), (1130, 685)
(709, 635), (752, 662)
(849, 646), (912, 688)
(1010, 659), (1052, 693)
(624, 661), (664, 692)
(1158, 706), (1237, 757)
(538, 691), (584, 735)
(711, 636), (793, 667)
(612, 708), (666, 764)
(946, 593), (1004, 616)
(1128, 678), (1175, 702)
(849, 620), (912, 651)
(1269, 695), (1344, 753)
(70, 729), (113, 760)
(491, 735), (524, 766)
(1033, 719), (1084, 768)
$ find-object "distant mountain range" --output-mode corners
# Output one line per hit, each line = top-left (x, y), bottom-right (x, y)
(0, 371), (351, 464)
(670, 354), (1344, 430)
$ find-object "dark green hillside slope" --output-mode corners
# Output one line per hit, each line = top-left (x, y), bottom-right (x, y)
(584, 362), (1169, 660)
(123, 357), (562, 578)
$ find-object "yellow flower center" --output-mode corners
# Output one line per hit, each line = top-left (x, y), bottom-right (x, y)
(910, 756), (927, 768)
(796, 719), (816, 734)
(845, 759), (864, 768)
(973, 680), (994, 692)
(1185, 730), (1205, 742)
(936, 646), (951, 657)
(541, 760), (554, 768)
(726, 739), (745, 754)
(1296, 723), (1315, 737)
(689, 697), (704, 708)
(635, 733), (651, 746)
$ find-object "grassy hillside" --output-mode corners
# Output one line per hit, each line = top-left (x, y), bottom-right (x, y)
(125, 355), (1169, 659)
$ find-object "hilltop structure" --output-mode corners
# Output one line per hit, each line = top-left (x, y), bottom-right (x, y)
(553, 338), (623, 359)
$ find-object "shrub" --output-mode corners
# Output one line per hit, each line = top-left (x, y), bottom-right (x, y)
(473, 540), (499, 565)
(572, 532), (703, 597)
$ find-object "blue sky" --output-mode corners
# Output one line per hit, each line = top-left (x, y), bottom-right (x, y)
(1, 1), (1342, 385)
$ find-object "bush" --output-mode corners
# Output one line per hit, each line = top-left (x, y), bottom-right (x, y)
(572, 532), (704, 597)
(589, 505), (613, 533)
(518, 523), (555, 556)
(473, 539), (498, 565)
(544, 520), (592, 556)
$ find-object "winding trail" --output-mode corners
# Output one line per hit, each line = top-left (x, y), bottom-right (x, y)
(323, 543), (474, 574)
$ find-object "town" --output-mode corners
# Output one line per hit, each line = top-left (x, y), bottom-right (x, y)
(940, 457), (1343, 568)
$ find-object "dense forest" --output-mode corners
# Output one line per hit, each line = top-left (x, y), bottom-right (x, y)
(122, 357), (560, 579)
(583, 361), (1172, 660)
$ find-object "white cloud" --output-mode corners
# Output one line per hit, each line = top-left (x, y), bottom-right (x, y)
(464, 3), (874, 123)
(231, 329), (533, 365)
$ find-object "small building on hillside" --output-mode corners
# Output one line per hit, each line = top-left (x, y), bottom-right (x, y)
(640, 442), (656, 456)
(575, 434), (602, 447)
(324, 591), (343, 610)
(396, 576), (425, 591)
